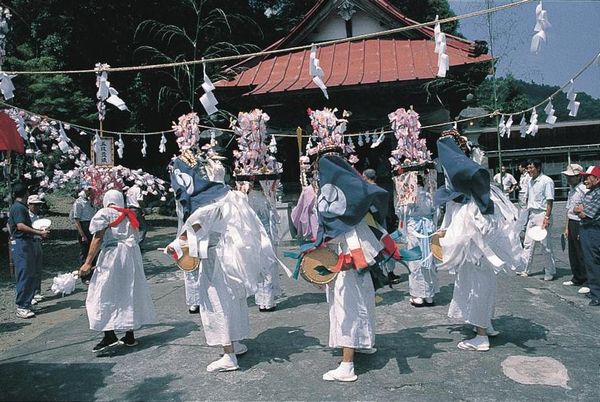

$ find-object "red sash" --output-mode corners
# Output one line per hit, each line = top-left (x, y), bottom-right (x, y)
(108, 206), (140, 230)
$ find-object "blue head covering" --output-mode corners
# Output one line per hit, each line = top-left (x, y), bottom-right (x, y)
(434, 136), (494, 215)
(169, 157), (229, 219)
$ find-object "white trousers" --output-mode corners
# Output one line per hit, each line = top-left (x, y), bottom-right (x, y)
(522, 211), (556, 275)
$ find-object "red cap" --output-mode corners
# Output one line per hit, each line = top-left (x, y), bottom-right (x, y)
(580, 166), (600, 178)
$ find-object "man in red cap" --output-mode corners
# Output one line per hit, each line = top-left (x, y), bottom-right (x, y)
(574, 166), (600, 306)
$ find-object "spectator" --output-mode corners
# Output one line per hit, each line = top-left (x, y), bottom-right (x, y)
(362, 168), (377, 184)
(493, 166), (517, 196)
(561, 164), (589, 294)
(516, 162), (530, 232)
(72, 185), (96, 267)
(519, 159), (556, 280)
(574, 166), (600, 307)
(27, 194), (46, 305)
(8, 184), (49, 319)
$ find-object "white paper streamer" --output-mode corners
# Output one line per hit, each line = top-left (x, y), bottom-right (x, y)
(434, 16), (450, 78)
(95, 63), (128, 120)
(159, 133), (167, 153)
(505, 115), (514, 138)
(519, 114), (527, 138)
(566, 80), (580, 117)
(498, 115), (507, 137)
(93, 130), (101, 156)
(141, 135), (147, 157)
(0, 72), (16, 100)
(371, 129), (385, 148)
(199, 63), (219, 115)
(309, 44), (329, 99)
(531, 1), (550, 53)
(526, 108), (539, 136)
(116, 133), (125, 159)
(544, 99), (557, 125)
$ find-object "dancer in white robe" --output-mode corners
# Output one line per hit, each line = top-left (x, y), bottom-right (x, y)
(406, 180), (439, 306)
(79, 190), (156, 353)
(435, 134), (524, 352)
(247, 182), (281, 311)
(168, 183), (286, 372)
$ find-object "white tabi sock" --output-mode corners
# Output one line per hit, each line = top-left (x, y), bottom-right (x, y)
(338, 361), (354, 374)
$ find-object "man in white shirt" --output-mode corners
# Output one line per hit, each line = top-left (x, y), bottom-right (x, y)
(561, 164), (589, 293)
(493, 166), (517, 196)
(519, 159), (556, 280)
(72, 185), (96, 266)
(516, 162), (531, 233)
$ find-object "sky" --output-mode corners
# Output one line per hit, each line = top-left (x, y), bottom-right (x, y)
(448, 0), (600, 98)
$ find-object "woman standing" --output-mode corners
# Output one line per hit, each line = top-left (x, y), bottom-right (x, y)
(79, 190), (156, 353)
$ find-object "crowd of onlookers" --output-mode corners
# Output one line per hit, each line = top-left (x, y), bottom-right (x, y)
(493, 160), (600, 306)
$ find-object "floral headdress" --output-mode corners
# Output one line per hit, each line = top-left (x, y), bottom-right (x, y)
(231, 109), (282, 177)
(305, 107), (357, 163)
(388, 108), (431, 172)
(172, 112), (200, 151)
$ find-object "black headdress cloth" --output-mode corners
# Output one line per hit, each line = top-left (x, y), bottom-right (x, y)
(434, 136), (494, 215)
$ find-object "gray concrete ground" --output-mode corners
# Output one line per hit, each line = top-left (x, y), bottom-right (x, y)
(1, 202), (599, 401)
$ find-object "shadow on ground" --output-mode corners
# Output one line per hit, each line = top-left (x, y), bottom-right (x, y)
(241, 326), (323, 369)
(0, 360), (115, 401)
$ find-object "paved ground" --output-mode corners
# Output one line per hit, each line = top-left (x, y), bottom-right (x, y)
(1, 201), (599, 401)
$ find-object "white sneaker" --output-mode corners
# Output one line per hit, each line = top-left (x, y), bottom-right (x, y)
(33, 294), (44, 301)
(16, 308), (35, 319)
(31, 298), (38, 305)
(206, 354), (239, 372)
(517, 272), (529, 277)
(578, 286), (591, 294)
(562, 281), (574, 286)
(322, 364), (358, 382)
(457, 336), (489, 352)
(233, 341), (248, 356)
(356, 347), (377, 354)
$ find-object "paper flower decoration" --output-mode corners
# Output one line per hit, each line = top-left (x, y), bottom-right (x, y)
(305, 107), (356, 162)
(388, 108), (431, 171)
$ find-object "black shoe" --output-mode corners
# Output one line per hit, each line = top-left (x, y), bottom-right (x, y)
(259, 306), (277, 312)
(120, 335), (139, 347)
(387, 272), (401, 285)
(589, 299), (600, 307)
(92, 336), (121, 352)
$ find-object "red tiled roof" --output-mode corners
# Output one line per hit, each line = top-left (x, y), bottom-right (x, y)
(217, 39), (491, 96)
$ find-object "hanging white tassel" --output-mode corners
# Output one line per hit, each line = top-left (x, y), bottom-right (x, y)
(159, 133), (167, 153)
(309, 44), (329, 99)
(434, 16), (450, 78)
(544, 99), (557, 125)
(527, 108), (539, 136)
(199, 62), (219, 115)
(93, 130), (101, 156)
(531, 1), (551, 53)
(357, 133), (364, 147)
(371, 129), (385, 149)
(141, 135), (147, 157)
(505, 115), (514, 138)
(57, 123), (71, 153)
(364, 130), (371, 143)
(498, 115), (507, 137)
(269, 135), (278, 154)
(519, 114), (527, 138)
(0, 73), (16, 100)
(566, 80), (580, 117)
(116, 133), (125, 159)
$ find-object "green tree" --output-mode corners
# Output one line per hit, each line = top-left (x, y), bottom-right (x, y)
(134, 0), (259, 120)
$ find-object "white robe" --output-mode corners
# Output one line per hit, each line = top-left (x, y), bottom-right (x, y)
(247, 189), (280, 309)
(325, 219), (379, 349)
(85, 208), (156, 331)
(405, 188), (439, 299)
(171, 190), (288, 346)
(440, 187), (524, 329)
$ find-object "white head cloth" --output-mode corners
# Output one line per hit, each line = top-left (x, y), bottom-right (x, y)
(103, 189), (125, 208)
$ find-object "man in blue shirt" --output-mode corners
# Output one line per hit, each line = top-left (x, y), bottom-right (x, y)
(574, 166), (600, 306)
(8, 183), (50, 318)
